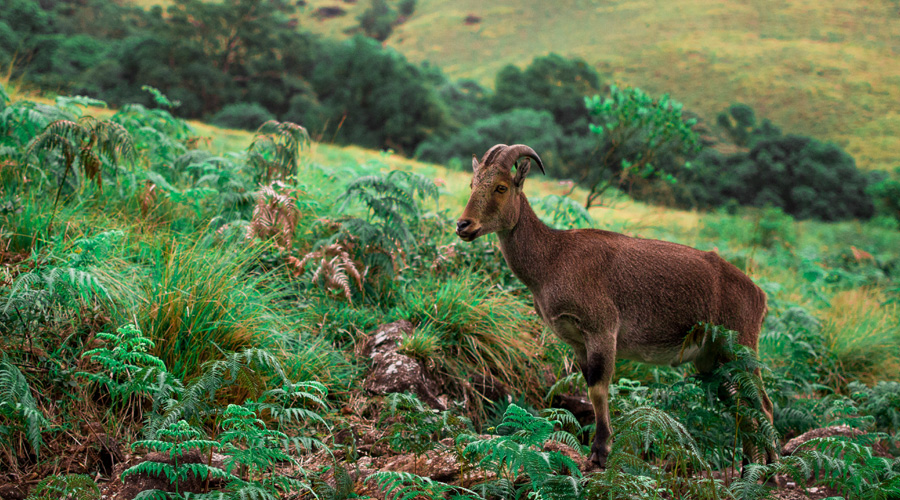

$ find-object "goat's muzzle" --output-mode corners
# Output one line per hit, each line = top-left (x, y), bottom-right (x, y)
(456, 219), (479, 241)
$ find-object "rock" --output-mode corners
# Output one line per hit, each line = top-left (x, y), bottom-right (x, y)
(363, 321), (446, 410)
(782, 425), (892, 458)
(550, 394), (594, 424)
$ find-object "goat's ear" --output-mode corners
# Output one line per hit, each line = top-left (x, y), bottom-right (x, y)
(513, 158), (531, 187)
(472, 155), (479, 172)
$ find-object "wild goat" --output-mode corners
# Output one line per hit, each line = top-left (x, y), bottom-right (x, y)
(456, 144), (775, 469)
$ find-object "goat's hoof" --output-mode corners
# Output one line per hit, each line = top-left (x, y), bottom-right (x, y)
(587, 451), (607, 470)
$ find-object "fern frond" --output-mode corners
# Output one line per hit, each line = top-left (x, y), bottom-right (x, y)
(0, 356), (48, 455)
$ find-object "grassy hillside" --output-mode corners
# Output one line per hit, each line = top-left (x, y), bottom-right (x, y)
(3, 81), (899, 498)
(283, 0), (900, 172)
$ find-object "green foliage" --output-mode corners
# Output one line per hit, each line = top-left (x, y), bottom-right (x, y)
(305, 36), (447, 152)
(367, 471), (482, 500)
(584, 85), (701, 208)
(529, 194), (594, 229)
(211, 103), (275, 131)
(848, 381), (900, 433)
(77, 324), (180, 415)
(1, 263), (114, 330)
(247, 120), (309, 183)
(416, 108), (564, 168)
(733, 437), (900, 500)
(0, 356), (48, 459)
(357, 0), (398, 42)
(26, 115), (136, 236)
(867, 167), (900, 223)
(335, 168), (438, 281)
(379, 392), (471, 470)
(122, 420), (235, 499)
(716, 102), (781, 147)
(111, 87), (193, 167)
(27, 474), (99, 500)
(679, 130), (875, 221)
(749, 206), (796, 249)
(493, 54), (602, 138)
(460, 403), (582, 500)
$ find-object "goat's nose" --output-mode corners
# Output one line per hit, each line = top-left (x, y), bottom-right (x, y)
(457, 219), (472, 231)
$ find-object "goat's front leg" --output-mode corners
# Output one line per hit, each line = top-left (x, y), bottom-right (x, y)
(583, 346), (615, 469)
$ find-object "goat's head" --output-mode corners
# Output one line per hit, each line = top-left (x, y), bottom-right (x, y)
(456, 144), (545, 241)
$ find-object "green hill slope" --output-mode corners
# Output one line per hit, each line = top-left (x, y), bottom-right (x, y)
(294, 0), (900, 172)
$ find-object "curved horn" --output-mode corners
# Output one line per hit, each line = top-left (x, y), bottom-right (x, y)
(498, 144), (545, 175)
(479, 144), (509, 166)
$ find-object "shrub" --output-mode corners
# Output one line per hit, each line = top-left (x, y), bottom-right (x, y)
(868, 167), (900, 223)
(210, 102), (275, 131)
(357, 0), (397, 41)
(416, 108), (564, 167)
(716, 102), (781, 147)
(677, 124), (874, 221)
(583, 86), (701, 208)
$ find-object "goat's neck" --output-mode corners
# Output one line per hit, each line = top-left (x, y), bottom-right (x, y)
(497, 194), (555, 290)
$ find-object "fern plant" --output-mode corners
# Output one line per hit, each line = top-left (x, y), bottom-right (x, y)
(731, 436), (900, 500)
(111, 86), (192, 167)
(336, 169), (438, 277)
(122, 420), (235, 500)
(26, 474), (99, 500)
(25, 115), (135, 236)
(289, 242), (364, 303)
(217, 403), (316, 499)
(584, 405), (730, 500)
(460, 403), (582, 500)
(243, 380), (330, 454)
(248, 120), (309, 183)
(378, 392), (471, 474)
(245, 182), (301, 251)
(1, 264), (114, 336)
(0, 355), (48, 462)
(77, 324), (182, 417)
(367, 471), (483, 500)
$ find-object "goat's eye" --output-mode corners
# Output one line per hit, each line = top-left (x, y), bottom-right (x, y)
(495, 185), (508, 194)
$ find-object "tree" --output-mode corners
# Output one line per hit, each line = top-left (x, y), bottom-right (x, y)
(582, 86), (700, 208)
(677, 134), (874, 221)
(306, 36), (446, 153)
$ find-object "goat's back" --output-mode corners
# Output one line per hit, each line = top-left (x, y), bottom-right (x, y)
(544, 229), (766, 363)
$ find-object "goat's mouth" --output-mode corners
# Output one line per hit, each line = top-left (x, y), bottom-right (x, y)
(456, 228), (481, 242)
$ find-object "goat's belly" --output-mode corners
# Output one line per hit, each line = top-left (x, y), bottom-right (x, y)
(617, 341), (704, 367)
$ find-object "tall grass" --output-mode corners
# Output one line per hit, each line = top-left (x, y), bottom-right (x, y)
(399, 272), (545, 405)
(820, 288), (900, 385)
(136, 241), (287, 380)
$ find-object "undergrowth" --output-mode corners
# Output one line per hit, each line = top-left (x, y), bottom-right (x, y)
(1, 83), (898, 499)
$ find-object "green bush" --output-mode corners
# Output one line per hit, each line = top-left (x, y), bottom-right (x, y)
(357, 0), (397, 41)
(416, 108), (563, 167)
(210, 102), (275, 131)
(679, 134), (874, 221)
(582, 86), (700, 207)
(868, 167), (900, 223)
